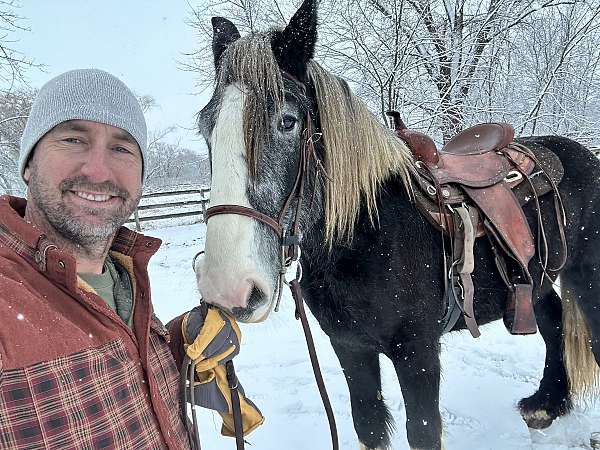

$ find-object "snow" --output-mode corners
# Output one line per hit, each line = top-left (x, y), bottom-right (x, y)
(147, 222), (600, 450)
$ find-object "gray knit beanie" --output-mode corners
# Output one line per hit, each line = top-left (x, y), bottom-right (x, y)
(20, 68), (147, 180)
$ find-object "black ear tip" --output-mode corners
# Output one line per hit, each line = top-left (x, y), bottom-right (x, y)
(212, 16), (230, 28)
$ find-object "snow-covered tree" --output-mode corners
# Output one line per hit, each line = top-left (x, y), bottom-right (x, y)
(319, 0), (600, 143)
(0, 1), (34, 88)
(145, 128), (210, 189)
(0, 88), (32, 194)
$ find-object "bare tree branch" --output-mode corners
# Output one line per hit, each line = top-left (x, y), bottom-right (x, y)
(0, 1), (38, 89)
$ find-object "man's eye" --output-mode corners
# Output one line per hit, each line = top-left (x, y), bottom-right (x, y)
(63, 137), (82, 144)
(113, 146), (132, 154)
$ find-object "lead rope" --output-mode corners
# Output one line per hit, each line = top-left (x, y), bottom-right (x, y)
(288, 276), (339, 450)
(181, 356), (202, 450)
(225, 361), (245, 450)
(279, 121), (339, 450)
(283, 254), (338, 450)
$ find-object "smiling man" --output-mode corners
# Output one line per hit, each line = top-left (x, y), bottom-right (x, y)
(0, 69), (262, 450)
(0, 69), (194, 449)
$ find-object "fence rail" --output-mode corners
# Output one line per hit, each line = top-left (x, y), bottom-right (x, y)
(128, 186), (210, 231)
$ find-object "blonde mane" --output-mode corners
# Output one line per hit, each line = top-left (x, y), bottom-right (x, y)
(307, 62), (414, 246)
(217, 34), (414, 245)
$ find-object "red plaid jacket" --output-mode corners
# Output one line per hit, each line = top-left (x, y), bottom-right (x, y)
(0, 196), (191, 450)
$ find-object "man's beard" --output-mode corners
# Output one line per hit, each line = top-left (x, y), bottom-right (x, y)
(28, 167), (141, 251)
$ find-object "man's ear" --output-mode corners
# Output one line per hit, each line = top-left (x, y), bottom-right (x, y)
(22, 147), (36, 184)
(23, 165), (31, 184)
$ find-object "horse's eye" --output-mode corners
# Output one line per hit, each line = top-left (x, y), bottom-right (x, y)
(280, 115), (297, 132)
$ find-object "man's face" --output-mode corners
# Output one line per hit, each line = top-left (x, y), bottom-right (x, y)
(23, 120), (143, 247)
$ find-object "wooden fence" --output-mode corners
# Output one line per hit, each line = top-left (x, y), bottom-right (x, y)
(128, 187), (210, 231)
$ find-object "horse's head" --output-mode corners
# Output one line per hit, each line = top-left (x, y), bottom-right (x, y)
(195, 0), (413, 322)
(195, 0), (322, 322)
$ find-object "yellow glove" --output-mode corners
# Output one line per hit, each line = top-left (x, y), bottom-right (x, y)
(182, 305), (265, 437)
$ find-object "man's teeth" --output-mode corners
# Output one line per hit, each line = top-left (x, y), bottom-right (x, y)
(74, 191), (112, 202)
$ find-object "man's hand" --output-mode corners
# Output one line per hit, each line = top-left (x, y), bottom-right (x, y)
(182, 304), (264, 437)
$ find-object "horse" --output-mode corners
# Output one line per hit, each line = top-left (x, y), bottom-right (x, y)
(193, 0), (600, 448)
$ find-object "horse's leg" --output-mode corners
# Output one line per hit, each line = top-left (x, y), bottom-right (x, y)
(389, 338), (443, 450)
(518, 288), (572, 428)
(330, 340), (393, 450)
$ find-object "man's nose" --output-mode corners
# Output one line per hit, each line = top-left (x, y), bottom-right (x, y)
(79, 144), (112, 183)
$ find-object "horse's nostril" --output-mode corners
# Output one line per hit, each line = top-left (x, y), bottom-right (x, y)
(231, 285), (268, 320)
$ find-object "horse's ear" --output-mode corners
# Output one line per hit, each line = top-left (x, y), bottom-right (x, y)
(272, 0), (318, 80)
(212, 17), (241, 69)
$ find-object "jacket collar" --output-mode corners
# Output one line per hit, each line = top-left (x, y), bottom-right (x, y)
(0, 195), (162, 290)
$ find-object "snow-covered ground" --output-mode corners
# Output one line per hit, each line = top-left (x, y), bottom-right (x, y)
(147, 222), (600, 450)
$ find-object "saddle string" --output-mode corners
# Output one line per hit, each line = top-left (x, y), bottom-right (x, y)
(503, 143), (568, 275)
(519, 167), (551, 284)
(501, 148), (550, 281)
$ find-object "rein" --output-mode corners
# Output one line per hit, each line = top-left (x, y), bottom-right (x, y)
(195, 89), (340, 449)
(181, 356), (243, 450)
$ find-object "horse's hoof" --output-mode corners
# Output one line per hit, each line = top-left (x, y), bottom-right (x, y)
(520, 409), (554, 429)
(518, 392), (570, 429)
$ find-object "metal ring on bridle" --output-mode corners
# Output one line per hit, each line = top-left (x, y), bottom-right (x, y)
(192, 250), (205, 272)
(284, 260), (303, 285)
(295, 260), (303, 282)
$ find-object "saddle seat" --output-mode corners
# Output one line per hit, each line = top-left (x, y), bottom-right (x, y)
(443, 123), (515, 156)
(403, 122), (515, 164)
(398, 122), (527, 187)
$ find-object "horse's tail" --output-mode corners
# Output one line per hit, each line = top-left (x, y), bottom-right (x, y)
(561, 285), (600, 403)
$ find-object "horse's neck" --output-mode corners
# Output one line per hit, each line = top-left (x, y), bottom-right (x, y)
(303, 174), (414, 265)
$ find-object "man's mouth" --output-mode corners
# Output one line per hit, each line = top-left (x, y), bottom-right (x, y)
(70, 190), (118, 203)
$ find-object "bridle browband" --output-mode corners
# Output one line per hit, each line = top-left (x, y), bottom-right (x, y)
(196, 74), (340, 450)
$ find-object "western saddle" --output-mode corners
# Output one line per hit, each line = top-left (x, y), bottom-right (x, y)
(386, 111), (567, 337)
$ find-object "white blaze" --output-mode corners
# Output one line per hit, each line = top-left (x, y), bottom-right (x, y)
(196, 84), (273, 318)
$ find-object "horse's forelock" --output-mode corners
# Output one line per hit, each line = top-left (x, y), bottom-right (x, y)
(215, 32), (285, 179)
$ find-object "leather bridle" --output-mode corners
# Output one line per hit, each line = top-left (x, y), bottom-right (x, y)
(197, 77), (340, 450)
(205, 70), (320, 310)
(204, 111), (314, 307)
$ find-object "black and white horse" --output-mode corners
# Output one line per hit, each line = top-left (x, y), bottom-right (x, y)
(194, 1), (600, 448)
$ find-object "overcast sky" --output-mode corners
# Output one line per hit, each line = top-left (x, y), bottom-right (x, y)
(12, 0), (208, 153)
